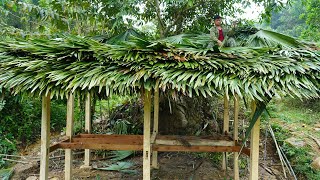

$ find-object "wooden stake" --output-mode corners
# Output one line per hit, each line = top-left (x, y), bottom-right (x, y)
(143, 90), (152, 180)
(84, 93), (92, 167)
(40, 94), (51, 180)
(233, 95), (240, 180)
(222, 94), (229, 170)
(249, 101), (261, 180)
(152, 88), (159, 169)
(65, 93), (74, 180)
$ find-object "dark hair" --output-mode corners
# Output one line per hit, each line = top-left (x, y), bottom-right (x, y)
(213, 15), (222, 20)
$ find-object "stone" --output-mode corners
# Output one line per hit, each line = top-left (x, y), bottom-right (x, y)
(311, 157), (320, 170)
(285, 137), (306, 148)
(314, 128), (320, 132)
(26, 176), (38, 180)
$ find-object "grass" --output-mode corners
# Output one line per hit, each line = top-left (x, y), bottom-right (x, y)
(266, 97), (320, 179)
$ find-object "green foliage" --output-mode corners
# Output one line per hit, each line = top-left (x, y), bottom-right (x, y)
(0, 168), (13, 180)
(95, 161), (137, 174)
(0, 90), (66, 168)
(272, 125), (320, 179)
(267, 0), (320, 42)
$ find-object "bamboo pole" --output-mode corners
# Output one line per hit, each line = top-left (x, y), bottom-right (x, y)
(84, 92), (92, 167)
(249, 101), (261, 180)
(222, 94), (229, 170)
(143, 90), (152, 180)
(40, 94), (51, 180)
(152, 88), (159, 169)
(65, 93), (74, 180)
(233, 95), (240, 180)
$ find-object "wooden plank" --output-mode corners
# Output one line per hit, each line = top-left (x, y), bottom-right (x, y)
(40, 94), (51, 180)
(65, 94), (74, 180)
(153, 145), (250, 155)
(84, 93), (91, 167)
(72, 137), (143, 144)
(53, 142), (250, 156)
(57, 143), (143, 151)
(157, 135), (232, 141)
(249, 101), (261, 180)
(222, 94), (230, 170)
(143, 90), (152, 180)
(152, 88), (159, 169)
(155, 138), (234, 146)
(234, 95), (240, 180)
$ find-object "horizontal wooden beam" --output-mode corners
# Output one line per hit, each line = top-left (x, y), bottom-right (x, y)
(49, 134), (250, 156)
(153, 145), (250, 156)
(155, 137), (234, 146)
(56, 143), (143, 151)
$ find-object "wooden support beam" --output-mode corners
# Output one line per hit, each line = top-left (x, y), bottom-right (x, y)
(155, 137), (234, 146)
(65, 94), (74, 180)
(84, 93), (91, 167)
(40, 94), (51, 180)
(249, 101), (261, 180)
(152, 88), (159, 169)
(143, 90), (152, 180)
(233, 95), (240, 180)
(222, 94), (230, 170)
(153, 145), (250, 155)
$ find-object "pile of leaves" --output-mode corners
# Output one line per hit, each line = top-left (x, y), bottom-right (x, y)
(0, 30), (319, 102)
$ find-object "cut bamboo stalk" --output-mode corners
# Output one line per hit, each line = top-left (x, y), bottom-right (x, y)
(152, 88), (159, 169)
(65, 93), (74, 180)
(222, 94), (229, 170)
(84, 92), (92, 167)
(233, 95), (240, 180)
(143, 90), (152, 180)
(249, 101), (261, 180)
(40, 94), (51, 180)
(269, 125), (288, 178)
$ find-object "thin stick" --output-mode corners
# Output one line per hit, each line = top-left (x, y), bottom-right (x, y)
(268, 125), (287, 178)
(2, 158), (30, 164)
(280, 147), (297, 180)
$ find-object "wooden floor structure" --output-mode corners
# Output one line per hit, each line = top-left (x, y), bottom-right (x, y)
(40, 90), (261, 180)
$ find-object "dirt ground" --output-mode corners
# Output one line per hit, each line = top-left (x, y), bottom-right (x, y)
(10, 133), (295, 180)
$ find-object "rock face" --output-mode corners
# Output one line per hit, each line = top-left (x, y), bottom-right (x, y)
(285, 137), (306, 148)
(311, 157), (320, 170)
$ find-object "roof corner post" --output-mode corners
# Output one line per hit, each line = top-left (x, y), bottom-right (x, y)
(40, 93), (51, 180)
(65, 93), (75, 180)
(143, 89), (152, 180)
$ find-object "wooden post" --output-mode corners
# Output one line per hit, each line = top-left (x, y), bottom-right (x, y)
(84, 93), (91, 167)
(222, 94), (229, 170)
(40, 94), (51, 180)
(65, 93), (74, 180)
(233, 95), (240, 180)
(143, 90), (152, 180)
(249, 101), (261, 180)
(152, 88), (159, 169)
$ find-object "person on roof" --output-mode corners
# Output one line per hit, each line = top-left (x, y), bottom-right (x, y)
(209, 15), (236, 47)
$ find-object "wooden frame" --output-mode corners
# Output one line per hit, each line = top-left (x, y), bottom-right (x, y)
(49, 134), (250, 156)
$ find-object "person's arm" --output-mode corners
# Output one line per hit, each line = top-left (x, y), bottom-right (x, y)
(210, 27), (223, 46)
(210, 27), (218, 41)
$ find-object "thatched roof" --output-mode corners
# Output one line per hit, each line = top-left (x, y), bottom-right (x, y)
(0, 32), (319, 100)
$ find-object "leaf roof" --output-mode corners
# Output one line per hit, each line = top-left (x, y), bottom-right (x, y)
(0, 31), (319, 100)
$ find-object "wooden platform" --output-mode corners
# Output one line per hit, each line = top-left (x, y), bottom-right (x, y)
(50, 134), (250, 156)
